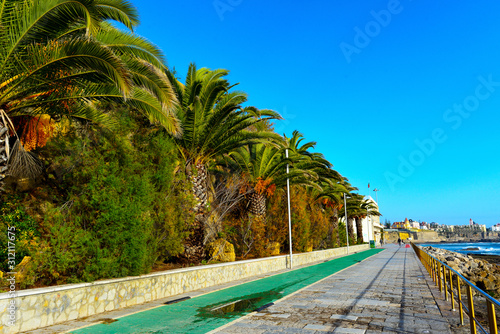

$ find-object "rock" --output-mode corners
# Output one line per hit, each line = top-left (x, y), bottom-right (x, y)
(267, 242), (280, 256)
(206, 239), (235, 262)
(469, 262), (479, 270)
(422, 246), (500, 295)
(482, 277), (497, 291)
(448, 262), (461, 272)
(14, 256), (32, 284)
(306, 242), (313, 252)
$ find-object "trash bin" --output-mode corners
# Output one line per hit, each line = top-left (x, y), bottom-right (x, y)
(369, 240), (375, 248)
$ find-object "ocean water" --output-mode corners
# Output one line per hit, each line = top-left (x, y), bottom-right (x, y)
(421, 242), (500, 256)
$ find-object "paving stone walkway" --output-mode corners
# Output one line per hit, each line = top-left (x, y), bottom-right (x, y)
(211, 244), (469, 334)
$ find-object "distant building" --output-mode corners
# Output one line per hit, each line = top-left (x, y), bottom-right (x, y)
(448, 223), (486, 233)
(492, 224), (500, 232)
(391, 221), (405, 229)
(392, 218), (415, 229)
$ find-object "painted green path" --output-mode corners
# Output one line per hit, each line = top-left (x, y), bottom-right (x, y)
(71, 249), (384, 334)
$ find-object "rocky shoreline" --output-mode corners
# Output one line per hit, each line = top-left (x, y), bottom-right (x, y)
(468, 253), (500, 266)
(422, 246), (500, 297)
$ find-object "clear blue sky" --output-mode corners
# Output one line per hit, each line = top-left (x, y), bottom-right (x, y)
(131, 0), (500, 226)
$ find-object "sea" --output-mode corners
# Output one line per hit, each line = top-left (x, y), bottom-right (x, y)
(421, 242), (500, 256)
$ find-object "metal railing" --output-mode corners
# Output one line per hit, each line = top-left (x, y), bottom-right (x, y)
(412, 243), (500, 334)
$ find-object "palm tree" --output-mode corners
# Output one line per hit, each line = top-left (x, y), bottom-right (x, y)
(226, 142), (311, 220)
(226, 131), (329, 222)
(341, 193), (381, 244)
(166, 64), (281, 215)
(335, 181), (360, 244)
(0, 0), (179, 191)
(355, 198), (381, 242)
(348, 195), (367, 242)
(315, 181), (348, 247)
(163, 64), (281, 261)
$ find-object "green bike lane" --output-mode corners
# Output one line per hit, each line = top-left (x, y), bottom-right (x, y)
(69, 249), (384, 334)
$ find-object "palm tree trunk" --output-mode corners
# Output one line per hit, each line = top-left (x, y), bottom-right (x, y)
(329, 207), (339, 247)
(183, 161), (208, 263)
(356, 217), (363, 242)
(0, 118), (9, 192)
(188, 161), (208, 215)
(347, 217), (356, 243)
(248, 191), (266, 219)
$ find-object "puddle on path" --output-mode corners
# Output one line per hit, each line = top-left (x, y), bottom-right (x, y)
(196, 290), (281, 320)
(195, 280), (304, 321)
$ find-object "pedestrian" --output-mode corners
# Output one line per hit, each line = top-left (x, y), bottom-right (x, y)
(397, 238), (401, 247)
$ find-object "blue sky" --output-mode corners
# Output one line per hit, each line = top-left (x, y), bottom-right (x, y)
(131, 0), (500, 226)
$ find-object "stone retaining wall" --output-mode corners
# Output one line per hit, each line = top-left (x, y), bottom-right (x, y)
(0, 244), (369, 333)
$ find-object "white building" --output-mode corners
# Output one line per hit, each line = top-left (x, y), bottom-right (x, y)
(361, 196), (383, 244)
(492, 224), (500, 232)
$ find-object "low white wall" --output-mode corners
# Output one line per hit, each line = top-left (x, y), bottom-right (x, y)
(0, 244), (369, 333)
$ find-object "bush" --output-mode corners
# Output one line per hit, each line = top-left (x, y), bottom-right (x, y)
(12, 109), (193, 287)
(0, 195), (39, 274)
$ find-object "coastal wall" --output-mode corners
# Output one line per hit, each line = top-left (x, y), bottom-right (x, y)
(0, 244), (369, 333)
(381, 230), (497, 244)
(383, 230), (439, 243)
(412, 231), (440, 242)
(439, 231), (500, 242)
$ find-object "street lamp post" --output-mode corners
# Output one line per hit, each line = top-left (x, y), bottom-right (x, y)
(286, 149), (293, 269)
(367, 208), (371, 244)
(373, 188), (379, 204)
(344, 193), (349, 254)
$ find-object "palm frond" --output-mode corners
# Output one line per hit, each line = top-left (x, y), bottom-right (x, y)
(95, 24), (165, 67)
(94, 0), (139, 31)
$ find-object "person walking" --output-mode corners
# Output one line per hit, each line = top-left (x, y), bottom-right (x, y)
(397, 238), (402, 247)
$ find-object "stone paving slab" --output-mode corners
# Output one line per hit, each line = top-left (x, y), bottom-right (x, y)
(211, 244), (470, 334)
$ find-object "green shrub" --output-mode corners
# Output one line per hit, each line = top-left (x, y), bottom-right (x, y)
(19, 109), (193, 286)
(0, 194), (39, 273)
